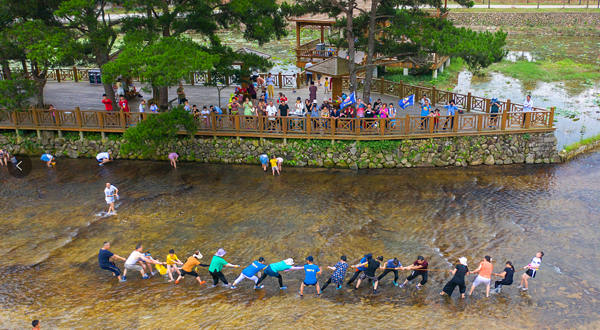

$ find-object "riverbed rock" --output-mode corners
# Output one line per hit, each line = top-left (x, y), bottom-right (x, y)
(526, 154), (535, 164)
(469, 158), (483, 166)
(484, 155), (495, 165)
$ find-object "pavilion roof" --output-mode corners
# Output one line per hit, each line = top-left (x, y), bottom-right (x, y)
(304, 57), (352, 77)
(235, 47), (272, 60)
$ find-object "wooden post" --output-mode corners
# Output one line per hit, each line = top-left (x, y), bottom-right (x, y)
(524, 113), (531, 129)
(119, 107), (126, 130)
(453, 115), (458, 133)
(258, 113), (263, 133)
(56, 69), (61, 83)
(55, 110), (62, 127)
(405, 114), (410, 134)
(429, 116), (434, 134)
(399, 81), (404, 98)
(466, 92), (472, 112)
(32, 108), (39, 127)
(98, 111), (104, 129)
(500, 111), (508, 130)
(505, 99), (512, 113)
(380, 118), (385, 136)
(278, 72), (283, 88)
(282, 117), (288, 135)
(320, 26), (324, 43)
(212, 113), (217, 132)
(380, 77), (385, 93)
(75, 107), (83, 127)
(431, 86), (436, 106)
(73, 67), (79, 82)
(549, 107), (555, 128)
(306, 114), (311, 135)
(355, 118), (360, 136)
(330, 118), (335, 136)
(235, 114), (240, 133)
(485, 98), (490, 113)
(477, 114), (483, 131)
(12, 111), (18, 128)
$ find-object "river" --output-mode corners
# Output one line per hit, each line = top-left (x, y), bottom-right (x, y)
(1, 153), (600, 329)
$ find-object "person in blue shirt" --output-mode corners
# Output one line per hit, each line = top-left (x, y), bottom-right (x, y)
(420, 99), (431, 130)
(377, 258), (403, 286)
(231, 257), (267, 289)
(347, 254), (370, 286)
(40, 154), (55, 167)
(444, 99), (458, 130)
(300, 256), (321, 297)
(210, 105), (222, 115)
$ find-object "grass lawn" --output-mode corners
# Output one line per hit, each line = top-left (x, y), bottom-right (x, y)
(450, 8), (600, 12)
(383, 58), (466, 90)
(483, 59), (600, 84)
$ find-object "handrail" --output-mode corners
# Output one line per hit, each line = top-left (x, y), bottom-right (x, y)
(0, 109), (555, 139)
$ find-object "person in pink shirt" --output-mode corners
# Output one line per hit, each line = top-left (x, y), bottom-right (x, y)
(168, 152), (179, 168)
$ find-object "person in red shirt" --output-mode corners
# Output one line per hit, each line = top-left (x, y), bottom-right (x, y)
(32, 320), (40, 330)
(118, 96), (130, 112)
(102, 94), (113, 111)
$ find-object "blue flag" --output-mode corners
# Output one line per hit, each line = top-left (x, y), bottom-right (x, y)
(340, 92), (356, 109)
(398, 94), (415, 109)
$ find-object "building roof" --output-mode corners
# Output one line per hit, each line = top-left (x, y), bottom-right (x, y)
(304, 57), (352, 77)
(235, 47), (272, 60)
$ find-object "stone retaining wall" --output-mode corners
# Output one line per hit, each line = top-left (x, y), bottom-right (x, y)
(0, 131), (561, 168)
(449, 12), (600, 27)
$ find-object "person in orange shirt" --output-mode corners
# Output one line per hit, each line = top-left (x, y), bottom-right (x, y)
(469, 255), (494, 297)
(175, 251), (208, 286)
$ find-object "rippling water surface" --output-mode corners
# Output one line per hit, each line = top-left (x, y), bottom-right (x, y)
(1, 154), (600, 329)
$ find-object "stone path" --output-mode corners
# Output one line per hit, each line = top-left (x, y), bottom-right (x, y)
(43, 81), (449, 117)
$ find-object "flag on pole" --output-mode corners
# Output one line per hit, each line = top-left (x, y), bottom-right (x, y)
(340, 92), (356, 109)
(398, 94), (415, 109)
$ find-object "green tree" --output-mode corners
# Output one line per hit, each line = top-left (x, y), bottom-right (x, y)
(121, 106), (197, 157)
(101, 36), (218, 108)
(0, 76), (37, 112)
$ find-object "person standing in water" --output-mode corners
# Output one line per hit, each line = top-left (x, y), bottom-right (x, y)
(300, 256), (321, 297)
(399, 256), (429, 290)
(492, 261), (515, 294)
(123, 244), (163, 280)
(231, 257), (267, 289)
(255, 258), (300, 290)
(166, 249), (184, 282)
(352, 255), (384, 294)
(440, 257), (469, 298)
(518, 251), (543, 292)
(259, 154), (269, 172)
(320, 255), (349, 292)
(168, 152), (179, 168)
(469, 256), (494, 298)
(175, 251), (208, 285)
(347, 254), (370, 287)
(208, 249), (240, 288)
(98, 242), (127, 282)
(40, 154), (55, 167)
(104, 183), (118, 215)
(270, 155), (280, 176)
(377, 258), (403, 286)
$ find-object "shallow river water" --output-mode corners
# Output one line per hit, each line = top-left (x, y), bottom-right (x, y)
(1, 153), (600, 329)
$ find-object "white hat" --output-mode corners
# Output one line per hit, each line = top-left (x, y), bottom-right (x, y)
(284, 258), (294, 266)
(193, 252), (203, 259)
(459, 257), (467, 266)
(313, 100), (317, 103)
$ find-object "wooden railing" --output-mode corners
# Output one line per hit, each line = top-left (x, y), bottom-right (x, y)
(343, 77), (551, 114)
(0, 108), (554, 139)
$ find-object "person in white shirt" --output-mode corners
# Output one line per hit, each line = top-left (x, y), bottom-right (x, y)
(122, 244), (164, 280)
(139, 100), (146, 112)
(96, 151), (113, 166)
(266, 101), (278, 131)
(523, 95), (533, 112)
(291, 73), (297, 93)
(294, 97), (304, 116)
(266, 73), (276, 101)
(420, 94), (431, 107)
(149, 102), (158, 113)
(517, 251), (543, 292)
(104, 182), (118, 214)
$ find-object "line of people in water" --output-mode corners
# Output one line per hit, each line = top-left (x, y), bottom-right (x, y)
(98, 242), (544, 298)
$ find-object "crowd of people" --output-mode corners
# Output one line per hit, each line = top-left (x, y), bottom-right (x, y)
(98, 241), (545, 299)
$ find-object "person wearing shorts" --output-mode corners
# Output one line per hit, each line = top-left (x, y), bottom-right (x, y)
(123, 244), (162, 280)
(96, 151), (113, 166)
(175, 251), (208, 286)
(400, 256), (429, 290)
(270, 156), (279, 176)
(40, 154), (55, 167)
(168, 152), (179, 168)
(518, 251), (543, 292)
(276, 157), (284, 172)
(259, 154), (269, 172)
(300, 256), (321, 297)
(492, 261), (515, 294)
(352, 255), (383, 294)
(104, 183), (118, 214)
(98, 242), (127, 282)
(469, 256), (493, 297)
(232, 257), (267, 289)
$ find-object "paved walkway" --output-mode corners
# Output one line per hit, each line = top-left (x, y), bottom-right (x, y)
(43, 81), (444, 116)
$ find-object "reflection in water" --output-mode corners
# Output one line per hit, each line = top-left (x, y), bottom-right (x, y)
(1, 157), (600, 329)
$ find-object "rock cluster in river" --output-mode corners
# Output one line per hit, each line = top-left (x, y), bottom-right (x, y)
(0, 131), (561, 169)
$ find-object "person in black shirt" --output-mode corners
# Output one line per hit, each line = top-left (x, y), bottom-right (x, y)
(373, 98), (382, 111)
(352, 255), (384, 294)
(440, 257), (469, 298)
(98, 242), (127, 282)
(491, 261), (515, 294)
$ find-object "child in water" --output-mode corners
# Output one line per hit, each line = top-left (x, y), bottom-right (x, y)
(270, 155), (280, 176)
(166, 249), (184, 282)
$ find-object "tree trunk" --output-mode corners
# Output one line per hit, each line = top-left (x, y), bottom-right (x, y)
(159, 86), (169, 109)
(1, 61), (11, 80)
(152, 86), (160, 102)
(30, 63), (47, 108)
(362, 0), (380, 103)
(217, 87), (222, 108)
(346, 1), (357, 96)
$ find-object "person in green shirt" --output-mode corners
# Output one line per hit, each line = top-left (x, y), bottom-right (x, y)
(176, 83), (186, 105)
(209, 249), (239, 287)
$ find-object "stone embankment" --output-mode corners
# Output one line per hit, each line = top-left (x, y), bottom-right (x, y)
(449, 12), (600, 28)
(0, 131), (560, 168)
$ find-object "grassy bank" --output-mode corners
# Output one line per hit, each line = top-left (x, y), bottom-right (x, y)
(563, 133), (600, 153)
(483, 58), (600, 84)
(383, 58), (466, 90)
(450, 8), (600, 12)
